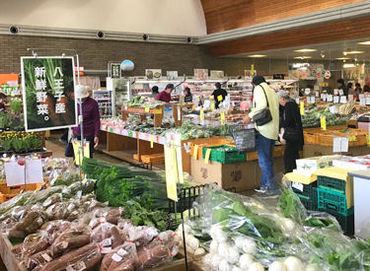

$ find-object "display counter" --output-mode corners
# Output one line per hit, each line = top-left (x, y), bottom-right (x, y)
(349, 170), (370, 239)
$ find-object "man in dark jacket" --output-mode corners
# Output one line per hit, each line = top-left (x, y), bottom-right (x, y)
(278, 91), (304, 173)
(212, 82), (227, 109)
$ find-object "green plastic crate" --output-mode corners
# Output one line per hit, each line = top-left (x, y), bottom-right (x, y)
(202, 145), (246, 164)
(296, 193), (318, 211)
(317, 188), (354, 216)
(317, 176), (346, 194)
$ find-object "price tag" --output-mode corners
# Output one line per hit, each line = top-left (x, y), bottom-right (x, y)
(320, 117), (326, 130)
(366, 134), (370, 146)
(349, 136), (357, 142)
(334, 89), (339, 96)
(291, 181), (304, 192)
(128, 131), (133, 137)
(217, 95), (223, 102)
(327, 95), (333, 102)
(339, 89), (344, 96)
(145, 107), (150, 113)
(220, 112), (225, 125)
(340, 96), (347, 104)
(304, 88), (311, 95)
(42, 253), (52, 262)
(114, 127), (120, 134)
(200, 110), (204, 121)
(333, 96), (339, 104)
(348, 94), (354, 101)
(193, 145), (199, 160)
(210, 102), (215, 111)
(315, 91), (319, 97)
(300, 102), (305, 115)
(150, 135), (154, 148)
(109, 127), (114, 133)
(154, 109), (162, 114)
(333, 137), (349, 153)
(204, 148), (212, 164)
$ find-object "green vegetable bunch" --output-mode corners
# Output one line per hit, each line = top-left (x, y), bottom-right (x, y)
(10, 98), (23, 115)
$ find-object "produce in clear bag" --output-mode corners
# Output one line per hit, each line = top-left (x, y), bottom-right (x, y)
(8, 206), (48, 238)
(50, 224), (91, 257)
(100, 242), (137, 271)
(127, 225), (159, 248)
(40, 220), (72, 244)
(33, 243), (102, 271)
(91, 223), (125, 251)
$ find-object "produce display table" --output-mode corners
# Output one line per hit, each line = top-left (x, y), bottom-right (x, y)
(121, 105), (164, 127)
(349, 170), (370, 239)
(0, 232), (191, 271)
(121, 104), (187, 128)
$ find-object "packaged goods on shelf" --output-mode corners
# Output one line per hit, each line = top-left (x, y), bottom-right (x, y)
(294, 155), (341, 176)
(332, 155), (370, 170)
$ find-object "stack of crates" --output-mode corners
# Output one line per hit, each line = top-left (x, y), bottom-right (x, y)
(317, 173), (354, 235)
(291, 181), (318, 211)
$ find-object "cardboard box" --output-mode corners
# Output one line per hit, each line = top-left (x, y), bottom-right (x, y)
(303, 144), (369, 158)
(190, 157), (260, 192)
(190, 156), (285, 192)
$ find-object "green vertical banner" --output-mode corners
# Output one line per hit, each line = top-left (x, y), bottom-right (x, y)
(21, 56), (78, 131)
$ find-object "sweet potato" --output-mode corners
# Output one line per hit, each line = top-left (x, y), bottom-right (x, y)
(35, 242), (102, 271)
(137, 245), (170, 269)
(50, 225), (91, 256)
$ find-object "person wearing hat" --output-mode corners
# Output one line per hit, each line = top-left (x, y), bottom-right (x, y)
(156, 84), (174, 103)
(278, 90), (304, 173)
(243, 75), (279, 194)
(71, 85), (101, 158)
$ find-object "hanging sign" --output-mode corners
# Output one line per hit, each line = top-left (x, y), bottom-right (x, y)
(110, 63), (121, 78)
(21, 56), (78, 132)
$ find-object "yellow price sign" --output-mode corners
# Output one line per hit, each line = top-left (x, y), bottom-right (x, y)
(204, 148), (212, 164)
(193, 145), (199, 160)
(220, 112), (225, 125)
(145, 107), (150, 113)
(320, 116), (326, 130)
(150, 135), (154, 148)
(300, 102), (305, 115)
(154, 109), (162, 114)
(349, 136), (357, 142)
(366, 134), (370, 146)
(211, 102), (215, 111)
(200, 110), (204, 121)
(217, 95), (223, 102)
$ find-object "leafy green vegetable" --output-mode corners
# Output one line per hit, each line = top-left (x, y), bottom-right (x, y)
(279, 189), (307, 224)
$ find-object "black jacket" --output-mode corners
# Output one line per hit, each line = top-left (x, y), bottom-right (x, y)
(280, 99), (304, 150)
(212, 88), (227, 109)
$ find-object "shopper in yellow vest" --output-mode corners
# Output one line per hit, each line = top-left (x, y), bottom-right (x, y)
(244, 76), (279, 194)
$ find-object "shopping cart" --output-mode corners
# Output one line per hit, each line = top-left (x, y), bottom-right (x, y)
(229, 124), (256, 152)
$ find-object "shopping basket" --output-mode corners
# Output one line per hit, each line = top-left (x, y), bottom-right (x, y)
(229, 124), (256, 152)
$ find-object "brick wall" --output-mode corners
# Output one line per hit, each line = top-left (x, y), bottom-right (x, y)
(0, 34), (291, 77)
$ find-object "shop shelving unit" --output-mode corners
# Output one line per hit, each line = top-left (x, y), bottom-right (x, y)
(93, 89), (114, 118)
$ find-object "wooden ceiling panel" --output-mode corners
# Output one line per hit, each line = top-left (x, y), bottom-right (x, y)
(200, 0), (365, 34)
(208, 16), (370, 56)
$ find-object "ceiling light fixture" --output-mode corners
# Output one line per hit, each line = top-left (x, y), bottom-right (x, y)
(294, 49), (317, 53)
(343, 63), (356, 68)
(343, 51), (364, 55)
(294, 56), (312, 59)
(358, 41), (370, 45)
(248, 54), (267, 58)
(336, 57), (350, 60)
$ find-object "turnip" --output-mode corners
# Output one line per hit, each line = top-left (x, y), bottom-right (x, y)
(210, 240), (219, 254)
(234, 236), (246, 249)
(227, 246), (240, 264)
(269, 261), (288, 271)
(186, 235), (200, 250)
(211, 254), (223, 270)
(219, 259), (232, 271)
(284, 256), (305, 271)
(242, 238), (257, 255)
(248, 262), (265, 271)
(210, 224), (227, 242)
(239, 254), (254, 269)
(281, 218), (296, 232)
(305, 264), (319, 271)
(218, 242), (230, 258)
(194, 247), (206, 256)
